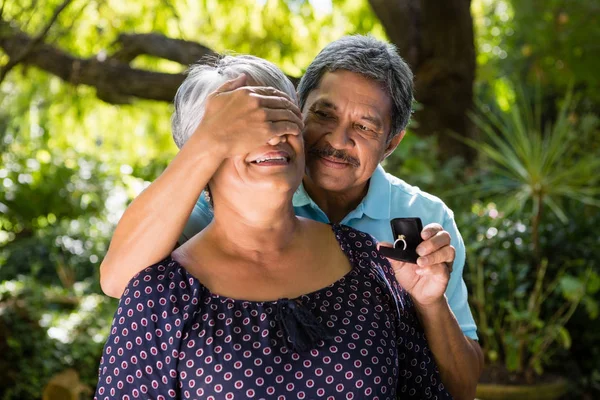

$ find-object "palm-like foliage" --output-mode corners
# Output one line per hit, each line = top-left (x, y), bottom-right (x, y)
(460, 85), (600, 259)
(456, 85), (600, 382)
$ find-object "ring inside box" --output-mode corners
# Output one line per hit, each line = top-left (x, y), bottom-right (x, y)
(379, 218), (423, 263)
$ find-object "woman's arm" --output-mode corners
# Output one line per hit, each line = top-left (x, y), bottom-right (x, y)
(99, 133), (223, 298)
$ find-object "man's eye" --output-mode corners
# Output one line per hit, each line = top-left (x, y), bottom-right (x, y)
(314, 110), (330, 118)
(356, 124), (371, 132)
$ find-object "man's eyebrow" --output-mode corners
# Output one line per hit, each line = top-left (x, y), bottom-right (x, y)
(361, 114), (384, 130)
(312, 99), (384, 130)
(311, 99), (337, 110)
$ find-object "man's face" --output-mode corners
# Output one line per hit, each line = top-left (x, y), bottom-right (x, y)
(302, 70), (403, 195)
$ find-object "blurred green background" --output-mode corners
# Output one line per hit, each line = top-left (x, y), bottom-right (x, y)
(0, 0), (598, 399)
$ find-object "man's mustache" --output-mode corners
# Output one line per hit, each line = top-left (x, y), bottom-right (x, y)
(307, 144), (360, 167)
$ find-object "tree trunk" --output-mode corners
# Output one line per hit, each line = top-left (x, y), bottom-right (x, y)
(369, 0), (476, 161)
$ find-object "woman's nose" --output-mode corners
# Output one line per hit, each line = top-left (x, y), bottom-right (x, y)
(267, 135), (288, 146)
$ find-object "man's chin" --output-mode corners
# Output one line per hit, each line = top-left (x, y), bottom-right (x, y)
(306, 172), (356, 194)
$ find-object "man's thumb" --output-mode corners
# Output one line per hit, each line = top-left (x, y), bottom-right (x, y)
(216, 73), (247, 93)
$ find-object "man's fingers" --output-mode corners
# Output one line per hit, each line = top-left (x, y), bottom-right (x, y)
(215, 74), (247, 93)
(263, 108), (304, 130)
(417, 245), (455, 267)
(253, 94), (302, 119)
(250, 86), (294, 101)
(268, 121), (302, 136)
(421, 223), (443, 240)
(416, 229), (451, 256)
(249, 87), (299, 107)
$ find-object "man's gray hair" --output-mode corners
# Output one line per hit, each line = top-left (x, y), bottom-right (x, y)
(172, 55), (297, 148)
(297, 35), (414, 141)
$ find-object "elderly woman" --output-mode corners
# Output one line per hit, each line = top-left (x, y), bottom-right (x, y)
(94, 55), (451, 399)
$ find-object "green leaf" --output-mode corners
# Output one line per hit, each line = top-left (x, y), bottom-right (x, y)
(559, 275), (586, 302)
(582, 297), (599, 319)
(556, 326), (572, 349)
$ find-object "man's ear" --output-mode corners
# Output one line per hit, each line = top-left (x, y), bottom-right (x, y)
(381, 130), (406, 161)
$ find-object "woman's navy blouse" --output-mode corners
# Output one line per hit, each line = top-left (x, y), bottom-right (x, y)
(95, 224), (451, 399)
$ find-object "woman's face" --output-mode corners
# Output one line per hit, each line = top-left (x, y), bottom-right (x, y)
(209, 125), (305, 210)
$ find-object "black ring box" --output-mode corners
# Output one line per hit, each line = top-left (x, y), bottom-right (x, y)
(379, 217), (423, 263)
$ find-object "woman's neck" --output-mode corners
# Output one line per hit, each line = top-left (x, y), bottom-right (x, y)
(206, 197), (301, 262)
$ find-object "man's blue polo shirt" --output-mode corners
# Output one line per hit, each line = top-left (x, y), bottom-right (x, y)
(183, 165), (478, 340)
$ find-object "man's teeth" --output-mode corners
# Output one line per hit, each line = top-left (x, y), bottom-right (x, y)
(254, 157), (287, 164)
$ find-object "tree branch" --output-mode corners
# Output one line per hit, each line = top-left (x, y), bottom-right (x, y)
(110, 33), (218, 65)
(0, 0), (72, 83)
(0, 25), (185, 103)
(0, 23), (300, 104)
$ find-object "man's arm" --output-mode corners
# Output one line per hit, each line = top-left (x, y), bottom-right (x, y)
(380, 222), (483, 400)
(394, 288), (454, 398)
(414, 294), (484, 400)
(100, 75), (304, 297)
(99, 137), (222, 298)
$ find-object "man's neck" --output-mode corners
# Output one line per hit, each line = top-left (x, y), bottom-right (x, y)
(303, 178), (370, 224)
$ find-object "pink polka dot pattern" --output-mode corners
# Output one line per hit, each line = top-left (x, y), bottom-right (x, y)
(95, 224), (451, 399)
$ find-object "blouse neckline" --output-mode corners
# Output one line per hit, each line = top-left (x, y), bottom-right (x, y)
(173, 223), (360, 306)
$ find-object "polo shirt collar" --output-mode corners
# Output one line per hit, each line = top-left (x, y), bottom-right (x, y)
(361, 164), (391, 220)
(292, 164), (391, 220)
(292, 182), (312, 207)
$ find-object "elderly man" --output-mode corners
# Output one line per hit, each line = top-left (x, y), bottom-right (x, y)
(100, 35), (483, 399)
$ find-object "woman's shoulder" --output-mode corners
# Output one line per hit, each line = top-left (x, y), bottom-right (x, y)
(114, 257), (205, 329)
(122, 256), (204, 305)
(333, 223), (378, 243)
(332, 223), (383, 261)
(334, 224), (416, 310)
(300, 220), (380, 260)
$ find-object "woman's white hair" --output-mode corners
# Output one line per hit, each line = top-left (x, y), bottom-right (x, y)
(171, 55), (297, 148)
